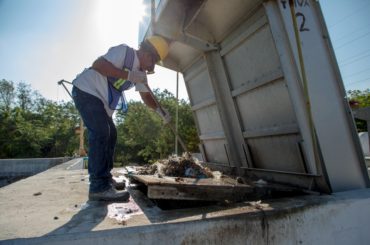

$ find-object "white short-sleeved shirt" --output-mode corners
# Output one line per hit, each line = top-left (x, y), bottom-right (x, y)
(72, 44), (149, 117)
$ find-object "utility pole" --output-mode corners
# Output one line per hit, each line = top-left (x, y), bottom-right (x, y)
(78, 118), (86, 156)
(175, 72), (179, 155)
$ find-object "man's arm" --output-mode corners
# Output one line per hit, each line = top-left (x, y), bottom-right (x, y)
(92, 57), (128, 79)
(92, 57), (147, 84)
(140, 86), (172, 124)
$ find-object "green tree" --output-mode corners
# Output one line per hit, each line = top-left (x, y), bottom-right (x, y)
(0, 79), (15, 112)
(0, 110), (16, 157)
(16, 81), (32, 111)
(348, 89), (370, 132)
(115, 101), (162, 163)
(35, 99), (80, 157)
(0, 79), (199, 161)
(155, 89), (199, 153)
(115, 89), (199, 165)
(0, 79), (80, 158)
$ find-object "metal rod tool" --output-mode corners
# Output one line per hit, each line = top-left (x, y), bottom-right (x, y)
(145, 84), (189, 153)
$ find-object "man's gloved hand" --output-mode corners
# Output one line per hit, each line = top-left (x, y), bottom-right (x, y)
(128, 70), (147, 84)
(156, 107), (171, 124)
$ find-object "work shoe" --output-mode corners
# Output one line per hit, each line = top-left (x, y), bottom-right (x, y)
(89, 187), (130, 202)
(111, 178), (126, 190)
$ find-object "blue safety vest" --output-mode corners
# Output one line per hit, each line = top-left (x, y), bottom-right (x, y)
(106, 46), (135, 112)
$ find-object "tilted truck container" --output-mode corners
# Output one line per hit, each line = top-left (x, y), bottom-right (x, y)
(139, 0), (369, 193)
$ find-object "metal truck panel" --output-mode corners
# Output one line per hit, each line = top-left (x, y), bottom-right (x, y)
(235, 79), (297, 132)
(222, 25), (280, 91)
(140, 0), (369, 192)
(183, 61), (214, 106)
(183, 57), (228, 165)
(167, 42), (200, 71)
(202, 139), (229, 164)
(195, 105), (223, 136)
(248, 135), (306, 173)
(185, 0), (263, 43)
(266, 1), (369, 191)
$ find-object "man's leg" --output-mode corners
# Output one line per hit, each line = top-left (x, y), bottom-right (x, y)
(106, 119), (126, 190)
(72, 87), (111, 193)
(107, 116), (117, 173)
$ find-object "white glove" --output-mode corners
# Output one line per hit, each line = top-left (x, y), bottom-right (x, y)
(156, 107), (171, 124)
(128, 70), (147, 84)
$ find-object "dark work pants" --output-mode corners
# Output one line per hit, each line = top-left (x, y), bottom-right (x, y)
(72, 86), (116, 193)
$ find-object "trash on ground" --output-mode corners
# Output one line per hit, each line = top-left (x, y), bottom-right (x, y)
(137, 153), (213, 179)
(112, 175), (126, 183)
(117, 166), (136, 175)
(107, 199), (143, 225)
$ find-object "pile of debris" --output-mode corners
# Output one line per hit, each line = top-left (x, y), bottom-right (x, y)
(137, 153), (213, 179)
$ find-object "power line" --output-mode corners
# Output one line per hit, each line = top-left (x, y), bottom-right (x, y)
(333, 25), (370, 43)
(340, 54), (370, 67)
(346, 76), (370, 86)
(329, 1), (370, 29)
(338, 49), (370, 64)
(343, 67), (370, 78)
(334, 31), (370, 50)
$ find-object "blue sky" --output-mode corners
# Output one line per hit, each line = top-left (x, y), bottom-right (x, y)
(320, 0), (370, 92)
(0, 0), (369, 103)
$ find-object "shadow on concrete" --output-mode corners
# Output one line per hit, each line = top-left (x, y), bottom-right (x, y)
(45, 201), (108, 236)
(129, 187), (237, 223)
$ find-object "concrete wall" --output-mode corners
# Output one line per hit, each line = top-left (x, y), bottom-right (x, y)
(0, 157), (72, 187)
(4, 189), (370, 245)
(0, 157), (72, 176)
(359, 132), (369, 156)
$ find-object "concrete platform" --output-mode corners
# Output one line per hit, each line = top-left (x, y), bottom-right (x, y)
(1, 159), (370, 245)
